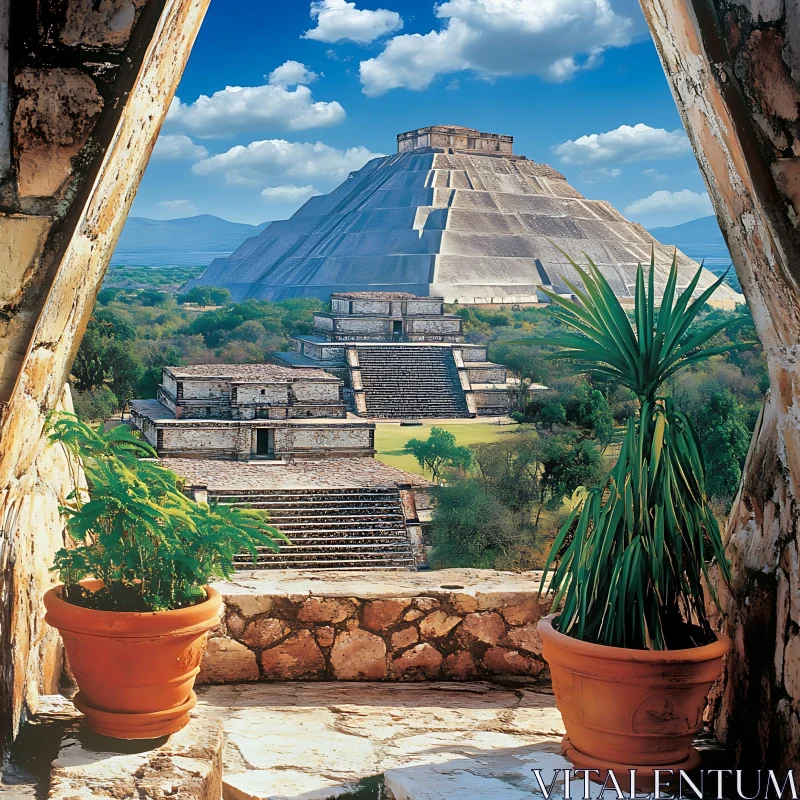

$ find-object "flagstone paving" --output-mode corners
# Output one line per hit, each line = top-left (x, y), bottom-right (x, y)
(195, 681), (574, 800)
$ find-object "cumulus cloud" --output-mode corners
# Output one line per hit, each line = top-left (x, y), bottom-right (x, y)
(359, 0), (634, 96)
(553, 123), (691, 165)
(261, 185), (321, 202)
(165, 65), (345, 138)
(152, 134), (208, 161)
(268, 60), (318, 87)
(304, 0), (402, 44)
(192, 139), (384, 188)
(625, 189), (713, 226)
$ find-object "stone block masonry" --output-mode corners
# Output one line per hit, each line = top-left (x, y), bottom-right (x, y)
(198, 569), (549, 683)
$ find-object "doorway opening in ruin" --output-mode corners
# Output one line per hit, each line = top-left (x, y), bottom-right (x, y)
(255, 429), (274, 458)
(392, 321), (403, 341)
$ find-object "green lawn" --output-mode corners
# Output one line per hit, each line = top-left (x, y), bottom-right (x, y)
(374, 420), (529, 475)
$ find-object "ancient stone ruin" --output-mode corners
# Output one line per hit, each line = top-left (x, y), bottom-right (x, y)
(129, 363), (432, 571)
(186, 124), (743, 306)
(272, 291), (532, 418)
(130, 363), (373, 461)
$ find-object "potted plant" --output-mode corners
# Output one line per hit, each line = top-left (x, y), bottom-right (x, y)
(537, 252), (735, 777)
(43, 414), (282, 739)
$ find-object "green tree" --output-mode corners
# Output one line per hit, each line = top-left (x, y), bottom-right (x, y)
(688, 388), (750, 504)
(533, 431), (603, 526)
(105, 340), (144, 406)
(176, 285), (231, 306)
(404, 427), (473, 484)
(564, 383), (614, 445)
(428, 479), (519, 568)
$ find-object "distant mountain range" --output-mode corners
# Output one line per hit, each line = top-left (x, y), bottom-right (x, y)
(110, 213), (733, 281)
(648, 215), (731, 270)
(111, 215), (270, 267)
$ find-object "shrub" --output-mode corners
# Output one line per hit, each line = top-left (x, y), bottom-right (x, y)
(540, 252), (735, 650)
(47, 414), (284, 612)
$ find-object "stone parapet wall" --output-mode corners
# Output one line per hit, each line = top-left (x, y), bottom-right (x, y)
(198, 569), (549, 684)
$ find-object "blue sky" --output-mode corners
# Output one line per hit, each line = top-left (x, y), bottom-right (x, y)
(131, 0), (714, 229)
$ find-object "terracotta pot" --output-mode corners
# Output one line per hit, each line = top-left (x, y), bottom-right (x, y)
(538, 614), (729, 777)
(44, 580), (221, 739)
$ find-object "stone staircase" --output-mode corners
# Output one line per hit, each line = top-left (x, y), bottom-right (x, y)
(212, 487), (417, 570)
(356, 345), (470, 419)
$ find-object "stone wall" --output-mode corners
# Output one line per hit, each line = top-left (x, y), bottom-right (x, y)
(0, 1), (210, 758)
(198, 570), (548, 684)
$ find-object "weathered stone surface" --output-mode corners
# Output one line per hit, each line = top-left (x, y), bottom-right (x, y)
(506, 624), (543, 655)
(391, 626), (419, 651)
(362, 599), (409, 631)
(241, 618), (288, 649)
(501, 598), (545, 627)
(224, 590), (274, 619)
(196, 571), (549, 683)
(62, 0), (147, 48)
(460, 612), (505, 645)
(640, 0), (800, 772)
(483, 647), (542, 677)
(330, 629), (387, 679)
(298, 597), (356, 624)
(392, 644), (443, 679)
(198, 637), (259, 683)
(315, 626), (336, 648)
(195, 681), (567, 800)
(419, 611), (461, 639)
(445, 651), (478, 680)
(49, 713), (223, 800)
(14, 68), (104, 198)
(260, 631), (325, 679)
(224, 770), (357, 800)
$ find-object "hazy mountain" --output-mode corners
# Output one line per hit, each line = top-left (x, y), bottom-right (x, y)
(111, 215), (270, 267)
(648, 215), (731, 270)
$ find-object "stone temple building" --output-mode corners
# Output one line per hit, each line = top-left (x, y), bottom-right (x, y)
(184, 124), (743, 307)
(271, 291), (531, 418)
(129, 363), (432, 570)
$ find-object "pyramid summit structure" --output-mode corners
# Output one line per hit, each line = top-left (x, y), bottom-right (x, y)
(188, 125), (742, 306)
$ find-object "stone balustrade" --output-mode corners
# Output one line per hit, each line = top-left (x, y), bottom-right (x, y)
(198, 569), (550, 683)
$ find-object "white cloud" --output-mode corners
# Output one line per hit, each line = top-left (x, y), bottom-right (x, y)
(165, 67), (345, 138)
(261, 185), (321, 202)
(268, 60), (318, 87)
(553, 123), (691, 165)
(642, 168), (668, 181)
(359, 0), (634, 96)
(152, 134), (208, 161)
(304, 0), (402, 44)
(625, 189), (713, 226)
(579, 167), (621, 182)
(156, 199), (196, 213)
(192, 139), (384, 188)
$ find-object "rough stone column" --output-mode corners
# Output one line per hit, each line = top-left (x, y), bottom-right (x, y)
(639, 0), (800, 770)
(0, 0), (209, 757)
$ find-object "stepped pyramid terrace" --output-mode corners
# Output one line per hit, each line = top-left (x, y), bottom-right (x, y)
(272, 291), (535, 418)
(129, 363), (432, 571)
(185, 124), (743, 307)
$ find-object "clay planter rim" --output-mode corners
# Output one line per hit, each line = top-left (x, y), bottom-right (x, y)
(44, 580), (222, 638)
(537, 613), (730, 662)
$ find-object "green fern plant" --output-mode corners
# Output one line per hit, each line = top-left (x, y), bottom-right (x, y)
(47, 413), (284, 612)
(539, 251), (735, 650)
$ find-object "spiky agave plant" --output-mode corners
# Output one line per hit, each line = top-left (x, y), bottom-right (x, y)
(539, 251), (735, 650)
(46, 413), (285, 612)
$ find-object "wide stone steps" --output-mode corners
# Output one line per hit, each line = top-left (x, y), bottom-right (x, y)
(213, 487), (416, 571)
(355, 345), (470, 419)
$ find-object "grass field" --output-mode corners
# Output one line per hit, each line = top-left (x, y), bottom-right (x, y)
(374, 419), (530, 475)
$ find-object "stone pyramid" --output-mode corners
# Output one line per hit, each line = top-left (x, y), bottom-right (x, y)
(189, 125), (741, 305)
